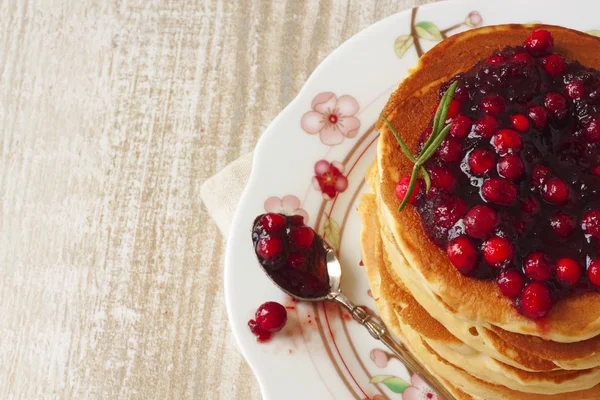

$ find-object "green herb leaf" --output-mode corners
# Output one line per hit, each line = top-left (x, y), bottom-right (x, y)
(380, 115), (416, 163)
(421, 167), (431, 193)
(417, 124), (451, 164)
(398, 164), (420, 212)
(431, 81), (457, 141)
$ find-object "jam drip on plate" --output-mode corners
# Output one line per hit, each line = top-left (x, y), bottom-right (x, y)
(399, 29), (600, 318)
(252, 213), (330, 298)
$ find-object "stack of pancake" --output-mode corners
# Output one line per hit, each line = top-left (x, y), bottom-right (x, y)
(359, 25), (600, 399)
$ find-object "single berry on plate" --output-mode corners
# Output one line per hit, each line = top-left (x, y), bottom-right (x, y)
(248, 319), (272, 342)
(257, 238), (283, 260)
(463, 205), (498, 239)
(520, 282), (553, 319)
(492, 129), (523, 155)
(565, 81), (586, 99)
(446, 236), (478, 275)
(523, 251), (554, 281)
(498, 155), (524, 180)
(497, 269), (525, 298)
(528, 106), (548, 129)
(450, 115), (472, 138)
(481, 178), (518, 205)
(472, 115), (499, 139)
(396, 176), (420, 204)
(589, 259), (600, 287)
(540, 54), (566, 76)
(481, 94), (507, 115)
(582, 210), (600, 238)
(437, 137), (464, 163)
(291, 226), (315, 249)
(550, 211), (576, 238)
(483, 236), (514, 267)
(541, 178), (569, 204)
(523, 29), (554, 56)
(556, 258), (582, 286)
(584, 115), (600, 142)
(468, 149), (496, 176)
(428, 165), (457, 192)
(255, 301), (288, 333)
(544, 92), (568, 119)
(511, 114), (530, 132)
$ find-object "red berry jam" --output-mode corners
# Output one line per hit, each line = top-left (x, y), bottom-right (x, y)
(408, 30), (600, 318)
(252, 213), (329, 298)
(248, 301), (288, 342)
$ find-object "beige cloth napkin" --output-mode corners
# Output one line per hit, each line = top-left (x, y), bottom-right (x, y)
(201, 151), (254, 235)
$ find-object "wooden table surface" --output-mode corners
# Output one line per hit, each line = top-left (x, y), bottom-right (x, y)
(1, 0), (434, 398)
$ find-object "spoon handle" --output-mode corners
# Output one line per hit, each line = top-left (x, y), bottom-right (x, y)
(329, 292), (455, 400)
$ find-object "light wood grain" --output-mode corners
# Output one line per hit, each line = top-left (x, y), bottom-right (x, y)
(0, 0), (435, 398)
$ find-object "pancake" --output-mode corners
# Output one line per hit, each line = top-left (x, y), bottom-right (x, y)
(375, 24), (600, 343)
(359, 193), (600, 399)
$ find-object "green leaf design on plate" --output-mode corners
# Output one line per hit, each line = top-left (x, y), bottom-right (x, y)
(324, 217), (340, 252)
(394, 35), (414, 58)
(415, 21), (443, 41)
(370, 375), (410, 393)
(587, 30), (600, 37)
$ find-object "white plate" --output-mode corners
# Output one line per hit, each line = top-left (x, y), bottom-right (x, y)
(225, 1), (600, 399)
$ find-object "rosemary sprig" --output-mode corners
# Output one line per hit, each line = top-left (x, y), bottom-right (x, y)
(381, 80), (458, 212)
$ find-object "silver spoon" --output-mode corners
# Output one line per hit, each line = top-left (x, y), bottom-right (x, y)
(256, 242), (455, 400)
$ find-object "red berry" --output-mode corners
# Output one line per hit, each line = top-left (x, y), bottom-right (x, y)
(492, 129), (523, 155)
(550, 211), (576, 238)
(291, 226), (315, 249)
(520, 195), (540, 214)
(396, 176), (420, 204)
(588, 259), (600, 287)
(486, 55), (506, 65)
(434, 196), (467, 228)
(256, 238), (283, 260)
(524, 29), (554, 56)
(463, 205), (498, 239)
(447, 99), (461, 119)
(446, 236), (478, 275)
(582, 210), (600, 239)
(541, 54), (565, 76)
(511, 114), (530, 132)
(468, 149), (496, 175)
(483, 236), (514, 267)
(523, 251), (554, 281)
(531, 165), (552, 188)
(472, 115), (499, 139)
(428, 165), (457, 192)
(593, 166), (600, 176)
(481, 94), (507, 115)
(528, 106), (548, 129)
(437, 137), (463, 163)
(498, 155), (524, 180)
(584, 115), (600, 142)
(497, 269), (525, 298)
(541, 178), (569, 204)
(520, 282), (553, 319)
(248, 319), (272, 342)
(255, 302), (288, 332)
(565, 81), (586, 99)
(259, 213), (287, 233)
(481, 178), (518, 205)
(544, 92), (568, 119)
(512, 52), (534, 63)
(556, 258), (582, 286)
(450, 115), (472, 138)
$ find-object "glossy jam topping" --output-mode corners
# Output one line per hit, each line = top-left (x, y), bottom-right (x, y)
(252, 213), (330, 298)
(399, 30), (600, 319)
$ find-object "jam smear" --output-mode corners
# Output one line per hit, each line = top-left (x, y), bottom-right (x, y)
(252, 213), (330, 298)
(398, 30), (600, 319)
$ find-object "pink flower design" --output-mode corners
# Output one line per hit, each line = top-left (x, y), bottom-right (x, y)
(402, 374), (439, 400)
(264, 195), (309, 223)
(370, 348), (389, 368)
(301, 93), (361, 145)
(465, 11), (483, 28)
(312, 160), (349, 200)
